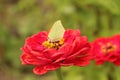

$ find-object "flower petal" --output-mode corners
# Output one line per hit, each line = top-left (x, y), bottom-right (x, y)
(33, 66), (48, 75)
(45, 64), (60, 70)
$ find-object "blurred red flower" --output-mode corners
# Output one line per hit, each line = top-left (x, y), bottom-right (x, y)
(90, 35), (120, 65)
(20, 29), (91, 75)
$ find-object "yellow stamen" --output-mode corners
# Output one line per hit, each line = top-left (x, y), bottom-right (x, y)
(42, 41), (50, 48)
(59, 38), (64, 45)
(101, 42), (117, 53)
(42, 38), (64, 49)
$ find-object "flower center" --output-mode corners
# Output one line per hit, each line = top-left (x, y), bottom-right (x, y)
(101, 42), (117, 53)
(42, 38), (64, 49)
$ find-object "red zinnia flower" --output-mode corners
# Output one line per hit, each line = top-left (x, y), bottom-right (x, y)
(90, 35), (120, 65)
(20, 20), (91, 75)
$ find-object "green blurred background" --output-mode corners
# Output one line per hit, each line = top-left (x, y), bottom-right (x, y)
(0, 0), (120, 80)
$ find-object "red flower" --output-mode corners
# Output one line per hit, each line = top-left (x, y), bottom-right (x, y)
(90, 35), (120, 65)
(21, 29), (91, 75)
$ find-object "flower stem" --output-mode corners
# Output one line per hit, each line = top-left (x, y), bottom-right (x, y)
(56, 68), (63, 80)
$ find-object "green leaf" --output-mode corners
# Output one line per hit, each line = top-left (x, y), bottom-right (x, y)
(48, 20), (65, 41)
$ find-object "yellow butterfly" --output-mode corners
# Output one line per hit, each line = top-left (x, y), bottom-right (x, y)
(48, 20), (65, 42)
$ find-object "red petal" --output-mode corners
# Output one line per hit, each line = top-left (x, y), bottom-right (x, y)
(21, 53), (51, 65)
(45, 64), (60, 70)
(67, 47), (89, 60)
(58, 43), (74, 57)
(33, 66), (48, 75)
(73, 57), (90, 66)
(64, 29), (80, 43)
